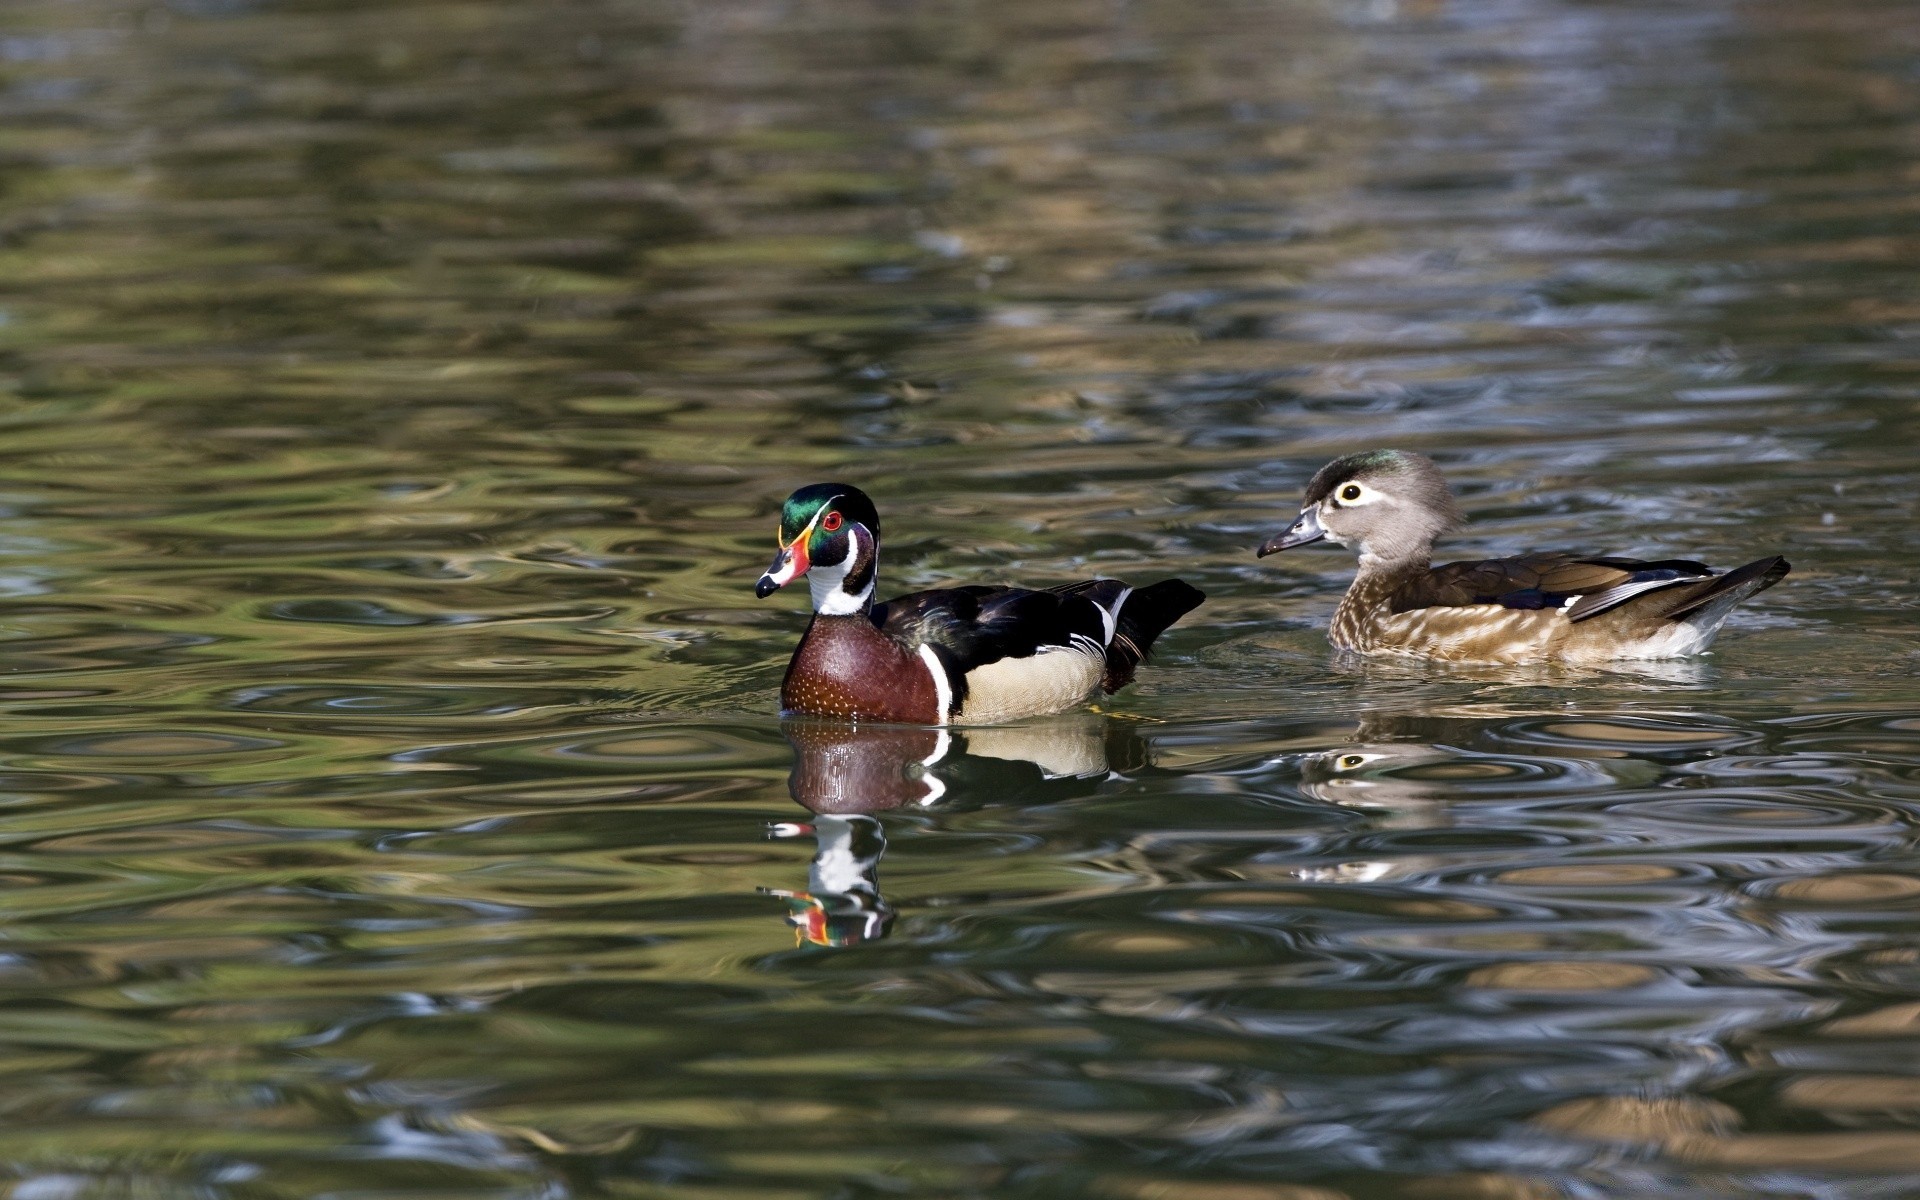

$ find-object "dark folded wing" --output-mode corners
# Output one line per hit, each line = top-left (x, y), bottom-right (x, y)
(1390, 554), (1718, 623)
(872, 584), (1107, 674)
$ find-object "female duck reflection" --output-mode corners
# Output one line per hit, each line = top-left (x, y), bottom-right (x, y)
(764, 716), (1145, 948)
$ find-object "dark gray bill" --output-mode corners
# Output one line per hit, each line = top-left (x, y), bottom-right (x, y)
(1256, 507), (1325, 556)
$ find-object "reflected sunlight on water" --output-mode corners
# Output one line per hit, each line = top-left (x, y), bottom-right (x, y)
(0, 0), (1916, 1196)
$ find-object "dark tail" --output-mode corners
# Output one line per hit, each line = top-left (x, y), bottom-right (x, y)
(1103, 579), (1205, 693)
(1657, 555), (1790, 622)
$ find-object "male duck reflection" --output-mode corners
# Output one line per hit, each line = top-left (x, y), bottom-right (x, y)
(765, 813), (893, 949)
(1257, 451), (1789, 664)
(757, 483), (1204, 723)
(765, 717), (1139, 947)
(762, 723), (940, 949)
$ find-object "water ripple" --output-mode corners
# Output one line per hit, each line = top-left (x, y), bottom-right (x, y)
(0, 0), (1913, 1195)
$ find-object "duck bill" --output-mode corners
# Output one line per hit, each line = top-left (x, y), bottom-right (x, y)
(1257, 508), (1325, 556)
(755, 538), (811, 598)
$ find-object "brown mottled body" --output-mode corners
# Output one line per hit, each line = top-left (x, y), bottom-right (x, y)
(1332, 560), (1754, 665)
(1328, 568), (1405, 654)
(780, 615), (940, 723)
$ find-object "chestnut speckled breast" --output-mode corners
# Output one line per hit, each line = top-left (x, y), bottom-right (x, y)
(780, 616), (940, 724)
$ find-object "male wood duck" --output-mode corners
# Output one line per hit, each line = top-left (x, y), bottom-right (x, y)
(1256, 450), (1789, 664)
(756, 483), (1205, 723)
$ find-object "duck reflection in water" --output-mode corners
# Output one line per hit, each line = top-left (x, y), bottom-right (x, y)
(763, 723), (938, 947)
(1290, 708), (1665, 884)
(766, 813), (894, 948)
(766, 716), (1142, 947)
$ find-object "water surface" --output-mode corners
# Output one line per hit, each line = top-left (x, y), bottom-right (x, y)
(0, 0), (1917, 1196)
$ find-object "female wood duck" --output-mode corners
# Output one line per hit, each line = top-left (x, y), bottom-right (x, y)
(756, 483), (1205, 723)
(1256, 450), (1789, 664)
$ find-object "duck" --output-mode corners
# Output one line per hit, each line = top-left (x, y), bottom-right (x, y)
(755, 483), (1205, 723)
(1255, 449), (1789, 664)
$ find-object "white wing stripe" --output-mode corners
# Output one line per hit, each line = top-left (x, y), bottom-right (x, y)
(1566, 574), (1714, 622)
(1095, 586), (1129, 645)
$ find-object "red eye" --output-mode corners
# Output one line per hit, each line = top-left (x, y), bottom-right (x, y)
(821, 511), (843, 532)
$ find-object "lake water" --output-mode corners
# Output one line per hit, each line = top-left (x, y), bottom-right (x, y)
(1, 0), (1917, 1196)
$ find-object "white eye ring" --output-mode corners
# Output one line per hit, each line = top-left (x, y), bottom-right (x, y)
(1334, 752), (1384, 771)
(1333, 481), (1382, 506)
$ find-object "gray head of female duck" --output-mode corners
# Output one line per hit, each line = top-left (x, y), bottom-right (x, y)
(1257, 449), (1464, 568)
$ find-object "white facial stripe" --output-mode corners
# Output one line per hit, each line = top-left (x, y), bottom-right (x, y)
(783, 495), (843, 548)
(765, 501), (834, 589)
(767, 494), (843, 587)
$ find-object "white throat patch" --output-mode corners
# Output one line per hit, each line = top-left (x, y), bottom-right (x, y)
(810, 526), (875, 615)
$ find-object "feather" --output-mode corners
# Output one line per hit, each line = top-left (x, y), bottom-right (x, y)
(1654, 555), (1791, 621)
(1389, 553), (1720, 623)
(1564, 572), (1714, 621)
(869, 577), (1205, 707)
(873, 585), (1106, 675)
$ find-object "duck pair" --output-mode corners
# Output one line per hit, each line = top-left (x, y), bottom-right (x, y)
(755, 451), (1790, 725)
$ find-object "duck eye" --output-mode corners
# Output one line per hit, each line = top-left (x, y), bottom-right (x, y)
(1339, 484), (1363, 502)
(821, 511), (843, 532)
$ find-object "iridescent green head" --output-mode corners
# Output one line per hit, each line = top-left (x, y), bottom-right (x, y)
(778, 483), (881, 548)
(755, 483), (883, 609)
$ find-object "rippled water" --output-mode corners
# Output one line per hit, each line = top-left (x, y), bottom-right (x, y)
(1, 0), (1918, 1195)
